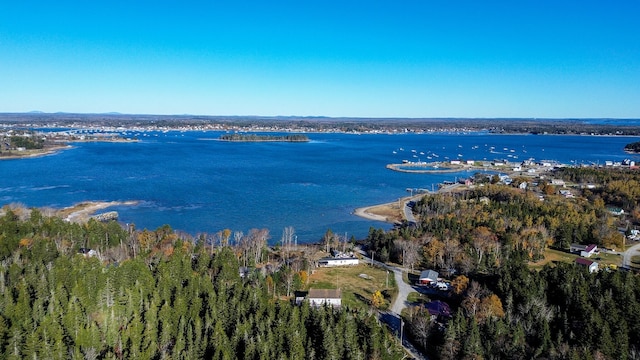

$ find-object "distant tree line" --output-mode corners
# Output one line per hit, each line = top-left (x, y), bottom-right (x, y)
(0, 133), (45, 152)
(624, 141), (640, 153)
(3, 113), (640, 135)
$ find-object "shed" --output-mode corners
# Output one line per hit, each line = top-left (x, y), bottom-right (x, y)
(418, 270), (439, 285)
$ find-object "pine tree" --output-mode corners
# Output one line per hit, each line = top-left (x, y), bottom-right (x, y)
(462, 318), (484, 359)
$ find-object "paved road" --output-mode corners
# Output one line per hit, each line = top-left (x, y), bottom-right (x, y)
(357, 248), (415, 315)
(403, 200), (417, 224)
(391, 266), (415, 314)
(357, 249), (428, 359)
(622, 241), (640, 268)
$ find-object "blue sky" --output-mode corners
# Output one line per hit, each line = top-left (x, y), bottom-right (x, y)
(1, 1), (639, 118)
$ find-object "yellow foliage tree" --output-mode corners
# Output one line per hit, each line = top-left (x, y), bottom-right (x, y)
(266, 275), (274, 295)
(298, 270), (308, 285)
(450, 275), (469, 295)
(19, 238), (33, 248)
(371, 290), (384, 308)
(478, 294), (505, 323)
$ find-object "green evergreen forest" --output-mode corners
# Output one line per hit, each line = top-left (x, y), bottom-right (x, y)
(0, 209), (404, 360)
(624, 141), (640, 153)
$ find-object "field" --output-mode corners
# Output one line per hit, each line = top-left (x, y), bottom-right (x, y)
(530, 248), (622, 271)
(307, 264), (397, 309)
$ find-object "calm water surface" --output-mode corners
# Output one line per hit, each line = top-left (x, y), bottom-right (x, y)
(1, 131), (638, 242)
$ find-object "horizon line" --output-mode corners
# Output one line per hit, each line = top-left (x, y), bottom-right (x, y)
(1, 111), (639, 121)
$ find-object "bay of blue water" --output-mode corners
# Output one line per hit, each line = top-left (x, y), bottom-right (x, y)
(1, 131), (638, 243)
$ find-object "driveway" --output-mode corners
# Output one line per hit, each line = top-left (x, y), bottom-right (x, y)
(622, 241), (640, 268)
(390, 266), (415, 314)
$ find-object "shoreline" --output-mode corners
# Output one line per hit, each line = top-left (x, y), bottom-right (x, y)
(353, 205), (397, 223)
(0, 145), (73, 160)
(58, 200), (139, 223)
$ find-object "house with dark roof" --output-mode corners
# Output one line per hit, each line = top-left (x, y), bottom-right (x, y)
(418, 270), (439, 285)
(426, 300), (451, 319)
(575, 258), (599, 273)
(570, 243), (598, 258)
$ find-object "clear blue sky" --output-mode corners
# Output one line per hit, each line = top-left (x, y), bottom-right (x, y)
(1, 1), (639, 118)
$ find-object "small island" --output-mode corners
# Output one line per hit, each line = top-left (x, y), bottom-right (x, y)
(219, 133), (309, 142)
(624, 141), (640, 153)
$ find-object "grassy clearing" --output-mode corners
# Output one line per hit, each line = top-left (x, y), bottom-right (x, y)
(406, 291), (430, 306)
(530, 248), (623, 271)
(307, 264), (397, 310)
(529, 248), (578, 270)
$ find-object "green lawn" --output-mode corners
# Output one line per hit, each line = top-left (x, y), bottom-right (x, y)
(307, 264), (397, 309)
(406, 291), (430, 306)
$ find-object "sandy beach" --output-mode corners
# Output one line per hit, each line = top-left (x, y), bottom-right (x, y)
(353, 205), (396, 223)
(353, 196), (413, 224)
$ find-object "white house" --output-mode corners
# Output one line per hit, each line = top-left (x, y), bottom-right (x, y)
(570, 244), (597, 258)
(575, 258), (598, 273)
(307, 289), (341, 307)
(318, 257), (359, 267)
(418, 269), (439, 285)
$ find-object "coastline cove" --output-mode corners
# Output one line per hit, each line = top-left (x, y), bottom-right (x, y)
(1, 130), (637, 243)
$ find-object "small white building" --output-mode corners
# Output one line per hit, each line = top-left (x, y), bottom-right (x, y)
(307, 289), (341, 307)
(318, 257), (359, 267)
